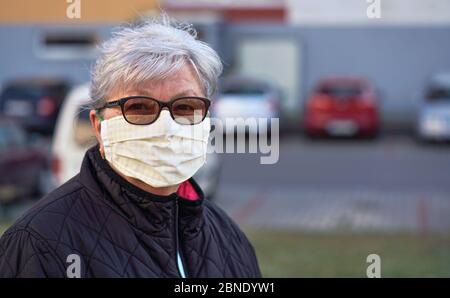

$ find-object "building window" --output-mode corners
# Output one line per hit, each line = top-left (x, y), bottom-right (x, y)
(34, 31), (99, 60)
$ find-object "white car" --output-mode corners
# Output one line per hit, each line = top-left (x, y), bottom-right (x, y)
(212, 76), (281, 135)
(417, 73), (450, 141)
(51, 84), (222, 199)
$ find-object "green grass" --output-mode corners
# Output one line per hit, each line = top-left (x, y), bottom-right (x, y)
(1, 221), (449, 277)
(0, 221), (11, 236)
(244, 228), (450, 277)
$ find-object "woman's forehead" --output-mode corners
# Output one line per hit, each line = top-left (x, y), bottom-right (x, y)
(108, 64), (204, 101)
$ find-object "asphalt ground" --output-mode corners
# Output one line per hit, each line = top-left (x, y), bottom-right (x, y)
(214, 134), (450, 233)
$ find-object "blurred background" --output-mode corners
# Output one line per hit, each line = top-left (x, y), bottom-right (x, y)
(0, 0), (450, 277)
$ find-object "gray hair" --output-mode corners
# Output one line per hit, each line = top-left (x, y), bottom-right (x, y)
(89, 16), (223, 109)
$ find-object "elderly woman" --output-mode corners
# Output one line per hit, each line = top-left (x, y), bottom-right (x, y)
(0, 19), (261, 278)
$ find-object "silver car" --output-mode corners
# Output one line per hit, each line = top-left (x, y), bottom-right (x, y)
(212, 76), (282, 135)
(417, 73), (450, 141)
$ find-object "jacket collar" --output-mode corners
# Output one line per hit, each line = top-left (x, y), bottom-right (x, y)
(78, 145), (205, 236)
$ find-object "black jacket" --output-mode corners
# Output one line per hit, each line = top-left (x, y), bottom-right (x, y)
(0, 146), (261, 277)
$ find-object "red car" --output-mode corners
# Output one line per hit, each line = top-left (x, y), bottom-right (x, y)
(303, 76), (380, 138)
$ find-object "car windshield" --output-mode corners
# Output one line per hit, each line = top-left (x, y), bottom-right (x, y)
(319, 85), (363, 98)
(1, 86), (43, 102)
(426, 86), (450, 102)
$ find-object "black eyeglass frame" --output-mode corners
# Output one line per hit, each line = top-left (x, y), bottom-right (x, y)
(96, 96), (211, 125)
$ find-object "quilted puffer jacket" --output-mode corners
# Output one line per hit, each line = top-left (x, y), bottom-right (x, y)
(0, 146), (261, 278)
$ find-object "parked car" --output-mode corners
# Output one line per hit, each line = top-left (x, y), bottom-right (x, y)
(0, 78), (70, 135)
(212, 76), (282, 135)
(416, 73), (450, 142)
(303, 76), (380, 138)
(51, 84), (222, 200)
(0, 118), (49, 205)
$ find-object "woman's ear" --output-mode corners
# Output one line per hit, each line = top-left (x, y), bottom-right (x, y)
(90, 109), (104, 156)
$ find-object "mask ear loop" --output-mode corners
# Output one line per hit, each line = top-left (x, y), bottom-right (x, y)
(95, 109), (105, 121)
(95, 109), (106, 159)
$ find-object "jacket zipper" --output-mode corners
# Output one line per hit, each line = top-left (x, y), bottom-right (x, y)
(174, 196), (188, 278)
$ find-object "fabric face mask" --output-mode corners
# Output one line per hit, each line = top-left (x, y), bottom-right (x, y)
(100, 110), (210, 188)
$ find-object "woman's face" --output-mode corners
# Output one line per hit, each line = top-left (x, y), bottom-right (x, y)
(90, 62), (204, 152)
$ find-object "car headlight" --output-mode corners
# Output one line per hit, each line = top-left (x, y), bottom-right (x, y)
(424, 116), (445, 132)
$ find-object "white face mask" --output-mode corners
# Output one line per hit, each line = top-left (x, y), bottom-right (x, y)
(100, 110), (210, 188)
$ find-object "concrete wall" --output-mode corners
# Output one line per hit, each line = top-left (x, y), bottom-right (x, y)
(0, 25), (114, 88)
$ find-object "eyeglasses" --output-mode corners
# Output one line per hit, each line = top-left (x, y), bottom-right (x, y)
(96, 96), (211, 125)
